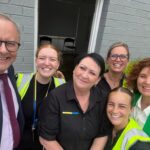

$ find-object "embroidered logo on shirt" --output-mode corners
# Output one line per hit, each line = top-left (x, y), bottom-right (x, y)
(62, 111), (80, 115)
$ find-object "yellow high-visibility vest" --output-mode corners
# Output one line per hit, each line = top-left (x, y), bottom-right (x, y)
(113, 118), (150, 150)
(16, 73), (65, 100)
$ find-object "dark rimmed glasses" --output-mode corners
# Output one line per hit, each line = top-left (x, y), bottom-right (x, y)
(0, 40), (20, 52)
(110, 54), (128, 61)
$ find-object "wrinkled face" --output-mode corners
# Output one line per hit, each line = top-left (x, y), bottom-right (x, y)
(137, 67), (150, 98)
(35, 47), (60, 79)
(73, 57), (101, 91)
(107, 91), (132, 130)
(0, 19), (19, 74)
(107, 46), (129, 74)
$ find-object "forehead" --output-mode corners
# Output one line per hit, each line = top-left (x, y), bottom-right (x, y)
(79, 57), (100, 71)
(109, 91), (131, 103)
(0, 19), (19, 41)
(38, 47), (58, 56)
(140, 66), (150, 74)
(111, 46), (128, 54)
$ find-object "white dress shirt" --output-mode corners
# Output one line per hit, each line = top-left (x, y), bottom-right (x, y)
(131, 96), (150, 128)
(0, 76), (19, 150)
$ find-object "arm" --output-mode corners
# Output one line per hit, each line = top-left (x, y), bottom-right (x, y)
(38, 91), (62, 150)
(90, 136), (108, 150)
(39, 137), (63, 150)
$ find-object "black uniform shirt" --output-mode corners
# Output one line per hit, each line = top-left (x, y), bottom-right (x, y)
(39, 81), (112, 150)
(97, 74), (125, 100)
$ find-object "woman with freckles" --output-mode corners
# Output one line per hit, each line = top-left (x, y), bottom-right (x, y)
(104, 87), (150, 150)
(127, 57), (150, 137)
(39, 53), (112, 150)
(16, 43), (65, 150)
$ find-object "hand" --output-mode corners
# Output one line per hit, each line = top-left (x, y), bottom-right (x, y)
(54, 71), (65, 79)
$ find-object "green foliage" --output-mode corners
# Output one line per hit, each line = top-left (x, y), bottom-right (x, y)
(123, 58), (140, 88)
(124, 59), (140, 75)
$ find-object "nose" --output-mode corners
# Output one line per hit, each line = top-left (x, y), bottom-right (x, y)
(146, 76), (150, 84)
(112, 105), (119, 113)
(44, 58), (50, 65)
(82, 71), (88, 78)
(116, 56), (121, 61)
(0, 42), (7, 53)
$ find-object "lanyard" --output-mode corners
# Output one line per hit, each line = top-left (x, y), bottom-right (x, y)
(32, 76), (52, 130)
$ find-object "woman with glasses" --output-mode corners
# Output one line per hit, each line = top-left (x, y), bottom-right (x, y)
(16, 43), (65, 150)
(97, 42), (129, 100)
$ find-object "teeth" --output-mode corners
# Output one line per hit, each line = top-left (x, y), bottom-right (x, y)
(0, 57), (7, 60)
(113, 64), (121, 67)
(112, 115), (119, 118)
(42, 68), (51, 71)
(143, 87), (150, 90)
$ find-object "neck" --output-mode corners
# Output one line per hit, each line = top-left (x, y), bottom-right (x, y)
(141, 96), (150, 110)
(35, 72), (51, 84)
(107, 71), (123, 82)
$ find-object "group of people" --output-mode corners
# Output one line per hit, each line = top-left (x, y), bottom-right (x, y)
(0, 13), (150, 150)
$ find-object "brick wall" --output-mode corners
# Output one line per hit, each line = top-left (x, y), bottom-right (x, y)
(0, 0), (35, 72)
(95, 0), (150, 60)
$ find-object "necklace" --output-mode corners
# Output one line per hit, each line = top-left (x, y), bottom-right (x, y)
(105, 73), (121, 88)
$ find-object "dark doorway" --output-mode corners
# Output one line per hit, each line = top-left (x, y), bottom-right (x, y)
(38, 0), (96, 80)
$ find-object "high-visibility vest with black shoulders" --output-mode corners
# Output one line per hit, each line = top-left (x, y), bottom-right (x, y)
(16, 73), (65, 100)
(113, 118), (150, 150)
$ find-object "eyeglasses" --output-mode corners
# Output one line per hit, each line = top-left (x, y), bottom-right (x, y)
(110, 54), (128, 61)
(0, 40), (20, 52)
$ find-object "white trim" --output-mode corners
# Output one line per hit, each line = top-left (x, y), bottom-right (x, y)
(34, 0), (38, 72)
(88, 0), (104, 53)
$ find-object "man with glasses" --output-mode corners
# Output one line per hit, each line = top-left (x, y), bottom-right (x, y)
(0, 14), (24, 150)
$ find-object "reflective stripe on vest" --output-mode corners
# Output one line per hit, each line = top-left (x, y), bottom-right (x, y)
(113, 118), (150, 150)
(16, 73), (65, 100)
(16, 73), (34, 100)
(54, 77), (65, 87)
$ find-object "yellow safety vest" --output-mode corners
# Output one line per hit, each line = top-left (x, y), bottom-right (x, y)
(16, 73), (65, 100)
(113, 118), (150, 150)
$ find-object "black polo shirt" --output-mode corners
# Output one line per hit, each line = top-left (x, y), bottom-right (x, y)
(39, 81), (112, 150)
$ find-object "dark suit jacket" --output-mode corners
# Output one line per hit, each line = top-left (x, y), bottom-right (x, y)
(0, 65), (24, 149)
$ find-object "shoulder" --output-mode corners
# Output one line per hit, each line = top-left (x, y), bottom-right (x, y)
(129, 141), (150, 150)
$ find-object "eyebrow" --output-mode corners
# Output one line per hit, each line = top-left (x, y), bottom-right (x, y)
(80, 64), (99, 73)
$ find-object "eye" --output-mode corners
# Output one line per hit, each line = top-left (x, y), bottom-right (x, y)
(6, 41), (16, 47)
(119, 54), (128, 59)
(48, 58), (56, 62)
(38, 57), (45, 60)
(89, 71), (96, 76)
(139, 74), (146, 79)
(119, 105), (127, 109)
(107, 102), (114, 107)
(79, 66), (86, 71)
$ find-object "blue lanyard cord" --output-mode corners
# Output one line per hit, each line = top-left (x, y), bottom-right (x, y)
(32, 76), (52, 130)
(32, 77), (37, 130)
